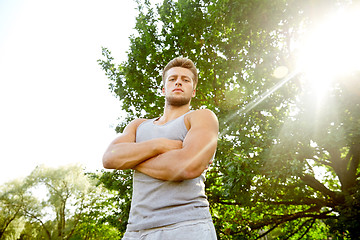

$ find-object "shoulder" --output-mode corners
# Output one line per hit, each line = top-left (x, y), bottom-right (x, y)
(132, 118), (148, 126)
(185, 109), (218, 130)
(124, 118), (148, 132)
(188, 109), (217, 121)
(110, 118), (149, 144)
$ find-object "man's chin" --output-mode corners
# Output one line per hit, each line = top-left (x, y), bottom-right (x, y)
(166, 96), (191, 106)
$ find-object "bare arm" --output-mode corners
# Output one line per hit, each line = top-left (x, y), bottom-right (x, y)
(134, 109), (218, 181)
(102, 119), (183, 170)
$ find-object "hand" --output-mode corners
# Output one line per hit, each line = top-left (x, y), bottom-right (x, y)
(133, 138), (182, 172)
(156, 138), (183, 154)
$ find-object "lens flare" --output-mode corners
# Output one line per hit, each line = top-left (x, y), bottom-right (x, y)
(273, 66), (289, 79)
(297, 7), (360, 96)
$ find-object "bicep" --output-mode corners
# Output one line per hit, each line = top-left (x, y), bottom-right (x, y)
(103, 118), (148, 169)
(182, 110), (218, 170)
(110, 119), (145, 145)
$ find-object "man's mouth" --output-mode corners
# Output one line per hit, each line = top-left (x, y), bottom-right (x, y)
(173, 88), (184, 92)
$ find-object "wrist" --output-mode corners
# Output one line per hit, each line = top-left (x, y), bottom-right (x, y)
(151, 138), (165, 154)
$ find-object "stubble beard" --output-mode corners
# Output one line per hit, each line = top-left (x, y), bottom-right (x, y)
(165, 95), (191, 107)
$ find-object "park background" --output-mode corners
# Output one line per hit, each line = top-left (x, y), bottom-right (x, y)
(1, 0), (359, 239)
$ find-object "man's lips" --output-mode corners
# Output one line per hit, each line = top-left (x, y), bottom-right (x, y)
(172, 88), (184, 92)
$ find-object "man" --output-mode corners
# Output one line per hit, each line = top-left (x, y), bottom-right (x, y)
(103, 57), (218, 239)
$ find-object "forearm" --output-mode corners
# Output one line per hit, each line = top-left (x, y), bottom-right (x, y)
(103, 139), (161, 170)
(134, 147), (212, 181)
(135, 132), (218, 181)
(134, 150), (188, 181)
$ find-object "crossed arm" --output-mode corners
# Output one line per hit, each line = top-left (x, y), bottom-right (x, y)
(102, 109), (218, 181)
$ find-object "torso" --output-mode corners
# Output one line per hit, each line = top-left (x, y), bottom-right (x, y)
(126, 110), (212, 231)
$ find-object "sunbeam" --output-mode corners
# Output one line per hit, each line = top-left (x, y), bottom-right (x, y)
(220, 6), (360, 138)
(298, 6), (360, 99)
(220, 70), (299, 137)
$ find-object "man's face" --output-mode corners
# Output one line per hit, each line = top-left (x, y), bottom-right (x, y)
(162, 67), (196, 106)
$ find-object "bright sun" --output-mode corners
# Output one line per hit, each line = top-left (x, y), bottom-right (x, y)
(297, 6), (360, 97)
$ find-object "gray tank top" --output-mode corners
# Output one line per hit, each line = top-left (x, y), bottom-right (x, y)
(126, 112), (212, 231)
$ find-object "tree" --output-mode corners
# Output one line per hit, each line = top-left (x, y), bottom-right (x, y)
(22, 164), (119, 240)
(98, 0), (359, 238)
(0, 179), (32, 240)
(2, 165), (121, 240)
(70, 183), (122, 240)
(262, 71), (360, 238)
(87, 169), (133, 237)
(19, 165), (86, 239)
(0, 165), (124, 240)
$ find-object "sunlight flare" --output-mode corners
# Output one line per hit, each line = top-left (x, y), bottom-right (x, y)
(298, 7), (360, 96)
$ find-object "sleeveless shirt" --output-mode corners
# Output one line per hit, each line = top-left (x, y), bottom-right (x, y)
(126, 112), (212, 231)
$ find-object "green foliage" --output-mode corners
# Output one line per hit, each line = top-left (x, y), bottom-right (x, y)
(0, 179), (34, 240)
(0, 165), (123, 240)
(98, 0), (360, 239)
(89, 169), (133, 237)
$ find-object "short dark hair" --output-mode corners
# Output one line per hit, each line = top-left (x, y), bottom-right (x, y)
(162, 57), (198, 87)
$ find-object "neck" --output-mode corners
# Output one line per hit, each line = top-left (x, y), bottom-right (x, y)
(158, 103), (190, 124)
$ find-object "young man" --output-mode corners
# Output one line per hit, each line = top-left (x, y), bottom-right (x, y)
(103, 57), (218, 239)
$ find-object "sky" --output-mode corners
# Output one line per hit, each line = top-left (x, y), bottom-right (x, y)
(0, 0), (141, 184)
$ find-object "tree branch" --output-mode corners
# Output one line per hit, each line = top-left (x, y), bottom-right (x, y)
(0, 208), (21, 238)
(251, 207), (333, 230)
(346, 144), (360, 189)
(327, 145), (347, 188)
(312, 157), (332, 167)
(218, 200), (241, 206)
(300, 174), (342, 203)
(24, 211), (51, 240)
(298, 219), (316, 240)
(255, 222), (282, 240)
(258, 197), (332, 208)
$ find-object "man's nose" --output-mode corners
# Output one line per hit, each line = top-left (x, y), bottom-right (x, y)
(175, 80), (182, 86)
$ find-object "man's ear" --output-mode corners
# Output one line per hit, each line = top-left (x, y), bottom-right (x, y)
(192, 88), (196, 97)
(162, 87), (165, 95)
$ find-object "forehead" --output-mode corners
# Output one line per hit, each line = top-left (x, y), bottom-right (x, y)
(164, 67), (194, 80)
